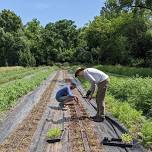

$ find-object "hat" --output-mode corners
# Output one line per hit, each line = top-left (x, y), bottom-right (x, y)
(75, 67), (85, 77)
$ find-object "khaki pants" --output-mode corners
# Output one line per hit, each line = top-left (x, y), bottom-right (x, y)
(96, 79), (109, 117)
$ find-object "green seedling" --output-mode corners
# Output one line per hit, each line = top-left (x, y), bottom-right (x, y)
(121, 133), (133, 144)
(47, 128), (62, 139)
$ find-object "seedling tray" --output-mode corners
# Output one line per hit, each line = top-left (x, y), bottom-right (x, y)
(46, 130), (65, 143)
(102, 137), (133, 148)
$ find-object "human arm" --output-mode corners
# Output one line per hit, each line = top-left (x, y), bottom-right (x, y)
(84, 70), (96, 97)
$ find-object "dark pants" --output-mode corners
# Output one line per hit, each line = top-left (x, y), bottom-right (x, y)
(57, 96), (73, 108)
(96, 79), (109, 117)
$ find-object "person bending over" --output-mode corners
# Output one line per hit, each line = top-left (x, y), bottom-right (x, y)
(75, 67), (109, 122)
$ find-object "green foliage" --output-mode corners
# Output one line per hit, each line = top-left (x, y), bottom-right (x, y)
(106, 95), (143, 129)
(95, 65), (152, 77)
(40, 19), (78, 64)
(0, 67), (33, 85)
(0, 9), (23, 33)
(141, 120), (152, 147)
(121, 133), (133, 144)
(0, 67), (55, 114)
(24, 19), (43, 65)
(76, 69), (152, 148)
(0, 6), (152, 67)
(47, 128), (62, 139)
(19, 49), (36, 67)
(108, 76), (152, 117)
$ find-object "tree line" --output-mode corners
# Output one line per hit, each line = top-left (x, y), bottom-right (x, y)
(0, 0), (152, 67)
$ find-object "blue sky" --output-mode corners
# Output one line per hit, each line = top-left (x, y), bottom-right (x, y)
(0, 0), (105, 27)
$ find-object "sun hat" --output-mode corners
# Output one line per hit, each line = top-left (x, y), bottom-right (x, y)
(75, 67), (85, 77)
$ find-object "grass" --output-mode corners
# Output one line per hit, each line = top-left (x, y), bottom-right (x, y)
(0, 66), (57, 115)
(47, 128), (62, 139)
(95, 65), (152, 77)
(0, 67), (44, 85)
(0, 66), (22, 72)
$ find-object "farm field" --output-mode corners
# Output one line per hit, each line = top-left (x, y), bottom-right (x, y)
(0, 0), (152, 151)
(0, 65), (151, 152)
(0, 66), (57, 116)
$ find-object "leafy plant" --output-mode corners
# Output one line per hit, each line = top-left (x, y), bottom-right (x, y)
(47, 128), (62, 139)
(121, 133), (133, 144)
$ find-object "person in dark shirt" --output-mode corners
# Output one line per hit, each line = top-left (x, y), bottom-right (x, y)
(56, 82), (78, 104)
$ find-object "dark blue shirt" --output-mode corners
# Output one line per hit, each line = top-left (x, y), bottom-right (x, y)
(56, 85), (73, 100)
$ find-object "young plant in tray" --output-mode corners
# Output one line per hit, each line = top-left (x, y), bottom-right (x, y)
(121, 133), (133, 144)
(47, 128), (62, 139)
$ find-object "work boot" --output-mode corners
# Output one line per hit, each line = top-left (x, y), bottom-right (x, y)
(90, 115), (105, 122)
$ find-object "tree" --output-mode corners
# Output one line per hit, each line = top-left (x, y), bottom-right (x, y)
(0, 9), (23, 33)
(19, 49), (36, 67)
(0, 9), (25, 66)
(24, 19), (43, 65)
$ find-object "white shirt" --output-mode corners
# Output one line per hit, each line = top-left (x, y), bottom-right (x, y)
(83, 68), (109, 95)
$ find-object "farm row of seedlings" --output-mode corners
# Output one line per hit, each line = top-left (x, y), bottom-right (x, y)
(63, 70), (103, 152)
(0, 72), (60, 152)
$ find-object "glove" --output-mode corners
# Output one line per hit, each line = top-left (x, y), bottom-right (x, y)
(86, 90), (91, 97)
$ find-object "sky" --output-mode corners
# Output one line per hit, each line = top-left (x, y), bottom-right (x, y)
(0, 0), (105, 27)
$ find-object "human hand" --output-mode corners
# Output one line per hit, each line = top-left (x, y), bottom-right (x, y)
(87, 95), (92, 100)
(74, 96), (78, 102)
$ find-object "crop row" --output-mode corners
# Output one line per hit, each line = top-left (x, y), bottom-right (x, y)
(108, 76), (152, 117)
(80, 79), (152, 148)
(0, 66), (22, 72)
(0, 67), (56, 115)
(0, 67), (45, 85)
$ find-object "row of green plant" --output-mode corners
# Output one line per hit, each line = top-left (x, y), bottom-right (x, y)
(0, 67), (25, 77)
(0, 67), (56, 115)
(106, 95), (152, 148)
(0, 67), (44, 85)
(95, 65), (152, 78)
(80, 79), (152, 148)
(0, 66), (22, 72)
(107, 76), (152, 117)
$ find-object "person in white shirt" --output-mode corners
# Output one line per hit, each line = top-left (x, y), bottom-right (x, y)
(75, 67), (109, 122)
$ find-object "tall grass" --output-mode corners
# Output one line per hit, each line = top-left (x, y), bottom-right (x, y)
(95, 65), (152, 77)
